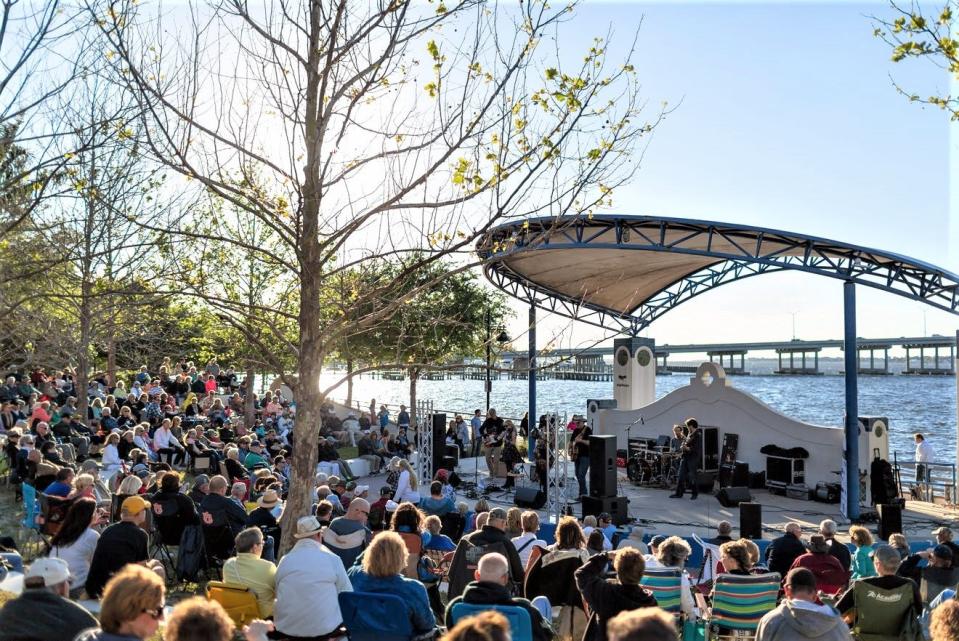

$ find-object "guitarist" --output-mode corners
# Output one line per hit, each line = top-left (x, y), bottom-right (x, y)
(570, 415), (592, 500)
(670, 417), (702, 500)
(481, 408), (506, 482)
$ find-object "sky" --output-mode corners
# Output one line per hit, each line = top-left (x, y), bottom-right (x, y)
(504, 0), (959, 356)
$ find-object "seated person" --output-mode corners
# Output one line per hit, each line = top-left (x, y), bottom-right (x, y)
(200, 474), (250, 536)
(222, 527), (277, 618)
(836, 544), (922, 630)
(243, 441), (271, 471)
(446, 552), (554, 641)
(424, 515), (457, 552)
(347, 531), (437, 636)
(419, 481), (456, 517)
(85, 496), (160, 598)
(788, 535), (848, 596)
(150, 471), (200, 545)
(756, 568), (850, 641)
(44, 467), (75, 498)
(0, 558), (97, 641)
(575, 549), (657, 641)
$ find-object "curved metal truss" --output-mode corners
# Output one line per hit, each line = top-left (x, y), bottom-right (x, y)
(478, 216), (959, 334)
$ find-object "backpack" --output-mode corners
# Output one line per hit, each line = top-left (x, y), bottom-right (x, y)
(447, 537), (516, 599)
(176, 524), (206, 582)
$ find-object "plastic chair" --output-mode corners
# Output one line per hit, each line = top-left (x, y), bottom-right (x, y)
(20, 482), (39, 529)
(639, 567), (685, 614)
(206, 580), (260, 626)
(339, 591), (416, 641)
(449, 603), (533, 641)
(706, 572), (781, 640)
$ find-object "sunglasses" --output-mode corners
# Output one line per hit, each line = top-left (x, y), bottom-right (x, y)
(142, 605), (165, 620)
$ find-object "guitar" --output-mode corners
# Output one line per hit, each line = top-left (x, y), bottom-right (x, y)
(568, 429), (587, 461)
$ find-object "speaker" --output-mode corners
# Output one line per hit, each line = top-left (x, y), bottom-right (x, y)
(430, 413), (447, 475)
(514, 487), (546, 509)
(878, 503), (902, 540)
(581, 496), (629, 525)
(716, 486), (752, 507)
(721, 433), (739, 465)
(740, 502), (762, 539)
(440, 456), (457, 472)
(589, 434), (617, 498)
(732, 462), (749, 486)
(702, 427), (719, 472)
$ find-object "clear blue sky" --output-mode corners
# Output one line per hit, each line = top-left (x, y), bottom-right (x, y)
(509, 1), (957, 353)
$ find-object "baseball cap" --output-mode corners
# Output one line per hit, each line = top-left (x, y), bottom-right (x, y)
(121, 495), (151, 516)
(26, 558), (71, 586)
(598, 512), (611, 522)
(355, 485), (369, 495)
(488, 507), (508, 521)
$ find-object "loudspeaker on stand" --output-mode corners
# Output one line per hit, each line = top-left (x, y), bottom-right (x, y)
(740, 502), (762, 539)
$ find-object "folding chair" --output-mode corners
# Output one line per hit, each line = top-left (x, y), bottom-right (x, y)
(202, 523), (235, 578)
(56, 442), (76, 464)
(206, 581), (261, 626)
(339, 591), (417, 641)
(639, 567), (686, 615)
(450, 603), (533, 641)
(705, 572), (781, 640)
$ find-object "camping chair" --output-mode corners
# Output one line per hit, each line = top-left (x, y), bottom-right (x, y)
(705, 572), (781, 641)
(339, 591), (417, 641)
(692, 534), (722, 593)
(639, 567), (686, 615)
(202, 523), (235, 576)
(19, 482), (49, 552)
(206, 581), (261, 626)
(397, 531), (424, 580)
(38, 493), (73, 537)
(920, 570), (959, 608)
(56, 442), (76, 464)
(151, 498), (192, 576)
(450, 603), (533, 641)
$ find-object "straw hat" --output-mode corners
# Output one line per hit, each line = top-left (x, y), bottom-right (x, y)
(257, 489), (281, 509)
(293, 515), (324, 539)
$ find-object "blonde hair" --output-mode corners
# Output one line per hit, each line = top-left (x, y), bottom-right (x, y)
(362, 531), (407, 578)
(106, 432), (120, 445)
(889, 533), (908, 549)
(74, 473), (94, 492)
(657, 536), (692, 567)
(931, 600), (959, 641)
(444, 611), (510, 641)
(720, 540), (752, 571)
(425, 515), (442, 535)
(506, 507), (522, 533)
(398, 459), (418, 491)
(226, 447), (239, 461)
(99, 565), (165, 633)
(740, 538), (761, 565)
(521, 510), (539, 533)
(117, 475), (143, 495)
(850, 525), (874, 547)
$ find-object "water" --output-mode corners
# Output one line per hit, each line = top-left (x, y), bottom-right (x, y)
(319, 371), (958, 461)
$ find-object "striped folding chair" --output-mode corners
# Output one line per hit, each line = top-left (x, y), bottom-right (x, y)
(639, 567), (685, 614)
(706, 572), (781, 640)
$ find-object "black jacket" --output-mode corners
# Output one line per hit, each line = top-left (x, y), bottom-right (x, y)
(0, 588), (97, 641)
(446, 581), (553, 641)
(85, 521), (149, 597)
(827, 537), (852, 572)
(575, 553), (658, 641)
(200, 492), (249, 536)
(765, 532), (807, 578)
(447, 525), (524, 599)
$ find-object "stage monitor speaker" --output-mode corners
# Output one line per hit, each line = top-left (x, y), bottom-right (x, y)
(878, 503), (903, 541)
(589, 434), (618, 498)
(740, 502), (762, 539)
(440, 456), (457, 472)
(514, 487), (547, 509)
(716, 486), (752, 508)
(430, 413), (447, 475)
(581, 495), (629, 525)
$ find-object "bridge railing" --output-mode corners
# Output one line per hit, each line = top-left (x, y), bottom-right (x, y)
(891, 452), (957, 505)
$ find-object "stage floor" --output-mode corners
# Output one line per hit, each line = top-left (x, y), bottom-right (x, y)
(354, 454), (959, 543)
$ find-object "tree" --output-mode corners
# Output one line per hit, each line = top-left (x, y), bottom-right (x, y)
(95, 0), (660, 551)
(874, 2), (959, 119)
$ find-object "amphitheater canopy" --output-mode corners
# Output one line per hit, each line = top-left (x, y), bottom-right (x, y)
(477, 215), (959, 335)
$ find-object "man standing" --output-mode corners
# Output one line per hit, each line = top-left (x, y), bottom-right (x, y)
(670, 418), (701, 500)
(397, 405), (410, 430)
(756, 568), (853, 641)
(481, 409), (505, 481)
(323, 498), (373, 569)
(569, 416), (591, 499)
(446, 553), (554, 641)
(470, 410), (484, 457)
(0, 558), (98, 641)
(765, 522), (807, 579)
(274, 516), (353, 639)
(916, 433), (934, 488)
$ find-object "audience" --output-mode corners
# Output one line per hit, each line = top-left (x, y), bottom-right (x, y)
(930, 600), (959, 641)
(74, 564), (166, 641)
(835, 544), (921, 635)
(323, 497), (372, 568)
(447, 507), (523, 599)
(443, 611), (510, 641)
(765, 522), (806, 579)
(575, 548), (657, 641)
(657, 536), (695, 618)
(606, 608), (677, 641)
(420, 481), (456, 516)
(757, 568), (852, 641)
(511, 510), (547, 567)
(200, 474), (249, 536)
(820, 519), (851, 571)
(85, 496), (160, 598)
(47, 497), (103, 598)
(525, 516), (590, 641)
(788, 534), (848, 596)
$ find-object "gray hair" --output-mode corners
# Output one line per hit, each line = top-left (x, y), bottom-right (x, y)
(235, 527), (264, 553)
(819, 519), (837, 536)
(656, 536), (692, 568)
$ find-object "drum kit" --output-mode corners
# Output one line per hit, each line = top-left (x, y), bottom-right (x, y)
(626, 436), (680, 488)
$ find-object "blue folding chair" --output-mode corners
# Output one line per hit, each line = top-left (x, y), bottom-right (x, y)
(339, 591), (416, 641)
(0, 552), (24, 574)
(20, 482), (38, 529)
(449, 603), (533, 641)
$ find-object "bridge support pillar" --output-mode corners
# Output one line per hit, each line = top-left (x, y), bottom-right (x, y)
(529, 303), (536, 428)
(844, 281), (860, 521)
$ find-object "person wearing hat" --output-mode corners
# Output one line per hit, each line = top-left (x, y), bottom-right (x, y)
(247, 488), (282, 562)
(787, 534), (849, 596)
(932, 527), (959, 564)
(85, 495), (153, 598)
(898, 543), (959, 602)
(835, 544), (922, 622)
(189, 474), (211, 505)
(243, 440), (271, 471)
(273, 515), (353, 640)
(447, 506), (525, 600)
(0, 557), (97, 641)
(643, 535), (666, 569)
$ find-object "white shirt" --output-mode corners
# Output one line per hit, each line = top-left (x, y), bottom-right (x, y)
(274, 537), (352, 636)
(101, 444), (122, 470)
(393, 469), (421, 504)
(582, 526), (612, 550)
(153, 428), (174, 449)
(511, 532), (547, 568)
(50, 528), (99, 588)
(916, 439), (935, 463)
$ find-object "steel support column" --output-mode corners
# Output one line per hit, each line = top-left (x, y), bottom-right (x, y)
(529, 303), (537, 428)
(844, 282), (860, 520)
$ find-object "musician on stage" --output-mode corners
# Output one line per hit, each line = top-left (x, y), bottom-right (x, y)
(534, 433), (555, 495)
(570, 415), (592, 499)
(481, 408), (506, 481)
(670, 418), (701, 500)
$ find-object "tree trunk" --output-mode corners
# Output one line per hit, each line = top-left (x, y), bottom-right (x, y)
(408, 367), (418, 432)
(244, 366), (256, 425)
(106, 335), (117, 388)
(346, 358), (353, 408)
(76, 279), (92, 424)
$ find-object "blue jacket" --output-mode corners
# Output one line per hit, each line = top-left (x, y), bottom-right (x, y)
(346, 569), (436, 633)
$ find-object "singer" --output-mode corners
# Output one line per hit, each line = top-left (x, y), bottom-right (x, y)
(670, 417), (701, 500)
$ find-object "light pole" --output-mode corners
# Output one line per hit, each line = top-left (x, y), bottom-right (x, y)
(485, 307), (509, 413)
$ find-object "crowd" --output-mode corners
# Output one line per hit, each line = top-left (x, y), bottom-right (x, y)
(1, 362), (959, 641)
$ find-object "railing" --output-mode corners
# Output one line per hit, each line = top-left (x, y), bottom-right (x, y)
(331, 397), (527, 426)
(892, 452), (957, 504)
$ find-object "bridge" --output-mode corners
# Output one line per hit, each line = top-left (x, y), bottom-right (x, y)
(500, 334), (957, 376)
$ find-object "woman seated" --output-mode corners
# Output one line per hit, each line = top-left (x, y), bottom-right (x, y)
(224, 447), (250, 483)
(656, 536), (695, 619)
(347, 531), (437, 636)
(49, 497), (105, 598)
(717, 540), (753, 576)
(74, 564), (166, 641)
(525, 516), (590, 641)
(741, 538), (768, 573)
